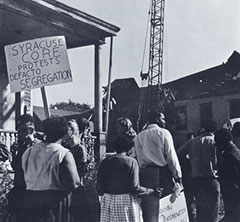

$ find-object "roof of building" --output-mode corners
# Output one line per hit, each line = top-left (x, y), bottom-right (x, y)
(164, 51), (240, 100)
(109, 51), (240, 102)
(109, 78), (139, 90)
(0, 0), (120, 68)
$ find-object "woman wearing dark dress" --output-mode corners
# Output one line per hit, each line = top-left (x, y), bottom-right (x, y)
(97, 136), (162, 222)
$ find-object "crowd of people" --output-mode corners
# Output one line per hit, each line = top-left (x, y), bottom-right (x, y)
(0, 110), (240, 222)
(178, 119), (240, 222)
(0, 114), (98, 222)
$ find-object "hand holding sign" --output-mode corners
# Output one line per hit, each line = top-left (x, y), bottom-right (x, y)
(159, 192), (189, 222)
(170, 183), (184, 203)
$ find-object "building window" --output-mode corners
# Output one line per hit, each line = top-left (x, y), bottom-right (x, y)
(200, 102), (213, 127)
(176, 106), (187, 130)
(229, 99), (240, 118)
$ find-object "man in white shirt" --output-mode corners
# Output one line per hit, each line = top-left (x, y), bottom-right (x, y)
(134, 110), (181, 181)
(134, 110), (182, 222)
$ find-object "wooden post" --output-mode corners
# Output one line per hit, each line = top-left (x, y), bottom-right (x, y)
(15, 92), (21, 129)
(94, 42), (105, 161)
(105, 36), (113, 137)
(40, 87), (51, 118)
(94, 42), (102, 133)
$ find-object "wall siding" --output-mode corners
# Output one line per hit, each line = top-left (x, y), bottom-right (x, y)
(175, 93), (240, 134)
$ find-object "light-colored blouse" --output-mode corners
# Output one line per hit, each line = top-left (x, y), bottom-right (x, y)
(22, 142), (69, 191)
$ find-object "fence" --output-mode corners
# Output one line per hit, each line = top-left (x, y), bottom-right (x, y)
(0, 130), (17, 150)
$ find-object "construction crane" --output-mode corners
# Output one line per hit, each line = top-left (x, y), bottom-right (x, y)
(137, 0), (166, 130)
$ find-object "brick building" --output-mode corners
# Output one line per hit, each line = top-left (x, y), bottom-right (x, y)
(107, 51), (240, 149)
(165, 51), (240, 139)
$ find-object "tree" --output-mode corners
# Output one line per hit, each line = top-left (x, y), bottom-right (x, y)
(50, 99), (91, 113)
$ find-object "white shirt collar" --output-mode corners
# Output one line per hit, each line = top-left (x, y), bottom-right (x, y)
(146, 124), (159, 129)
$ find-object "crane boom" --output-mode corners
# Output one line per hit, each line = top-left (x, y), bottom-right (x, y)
(148, 0), (165, 109)
(137, 0), (165, 131)
(149, 0), (165, 86)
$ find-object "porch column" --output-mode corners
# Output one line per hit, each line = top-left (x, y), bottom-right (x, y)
(15, 92), (21, 129)
(94, 42), (102, 133)
(94, 42), (106, 161)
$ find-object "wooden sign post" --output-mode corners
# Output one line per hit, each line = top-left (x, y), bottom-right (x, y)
(41, 87), (50, 118)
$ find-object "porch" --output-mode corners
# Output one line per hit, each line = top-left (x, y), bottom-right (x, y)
(0, 0), (120, 157)
(0, 0), (120, 220)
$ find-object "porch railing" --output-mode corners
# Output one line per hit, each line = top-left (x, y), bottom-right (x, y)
(0, 129), (18, 149)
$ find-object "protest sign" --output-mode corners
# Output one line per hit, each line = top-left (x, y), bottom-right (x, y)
(4, 36), (72, 93)
(159, 192), (189, 222)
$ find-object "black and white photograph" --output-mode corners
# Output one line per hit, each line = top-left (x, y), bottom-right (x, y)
(0, 0), (239, 221)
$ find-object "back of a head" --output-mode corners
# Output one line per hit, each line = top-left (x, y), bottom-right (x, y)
(77, 118), (90, 133)
(147, 110), (166, 128)
(232, 122), (240, 138)
(214, 128), (232, 148)
(113, 136), (132, 154)
(202, 119), (217, 133)
(147, 110), (161, 124)
(116, 117), (132, 128)
(116, 117), (132, 136)
(42, 116), (68, 143)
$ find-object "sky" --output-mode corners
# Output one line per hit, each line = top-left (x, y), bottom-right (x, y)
(32, 0), (240, 107)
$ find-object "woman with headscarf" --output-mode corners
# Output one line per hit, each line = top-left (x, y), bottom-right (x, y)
(116, 117), (136, 156)
(116, 117), (136, 139)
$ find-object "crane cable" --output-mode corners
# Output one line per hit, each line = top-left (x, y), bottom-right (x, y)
(140, 0), (152, 75)
(163, 5), (168, 84)
(137, 0), (152, 132)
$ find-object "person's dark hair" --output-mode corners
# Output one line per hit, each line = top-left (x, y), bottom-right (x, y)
(113, 136), (132, 153)
(147, 110), (162, 124)
(116, 117), (134, 136)
(116, 118), (132, 128)
(42, 116), (68, 143)
(202, 119), (217, 133)
(16, 114), (34, 129)
(232, 122), (240, 137)
(77, 118), (90, 133)
(214, 128), (232, 147)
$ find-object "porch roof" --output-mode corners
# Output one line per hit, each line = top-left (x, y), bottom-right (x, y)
(0, 0), (120, 67)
